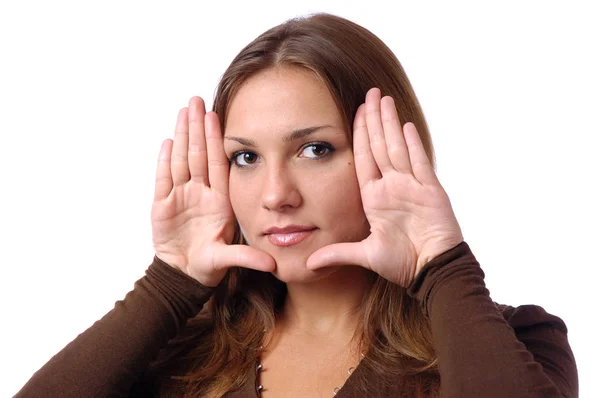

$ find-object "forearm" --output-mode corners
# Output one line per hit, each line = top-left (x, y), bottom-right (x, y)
(408, 242), (577, 398)
(15, 256), (214, 398)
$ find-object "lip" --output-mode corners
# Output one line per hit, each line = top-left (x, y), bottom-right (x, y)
(263, 225), (317, 247)
(263, 225), (316, 235)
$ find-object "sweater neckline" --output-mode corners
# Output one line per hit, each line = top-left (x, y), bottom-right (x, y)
(251, 355), (365, 397)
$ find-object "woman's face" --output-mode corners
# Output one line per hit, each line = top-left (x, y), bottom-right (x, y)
(224, 67), (370, 283)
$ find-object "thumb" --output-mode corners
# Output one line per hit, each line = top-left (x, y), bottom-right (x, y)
(215, 244), (276, 273)
(306, 242), (369, 270)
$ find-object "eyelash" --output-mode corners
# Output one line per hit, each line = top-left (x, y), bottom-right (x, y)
(228, 141), (336, 168)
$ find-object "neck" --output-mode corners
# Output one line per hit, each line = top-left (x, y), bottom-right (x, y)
(277, 266), (374, 342)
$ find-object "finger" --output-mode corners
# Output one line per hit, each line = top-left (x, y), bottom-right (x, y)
(353, 104), (381, 187)
(188, 97), (208, 184)
(171, 107), (191, 186)
(365, 88), (394, 173)
(205, 111), (230, 195)
(381, 96), (412, 173)
(403, 122), (439, 185)
(306, 242), (370, 270)
(154, 139), (174, 201)
(214, 245), (276, 273)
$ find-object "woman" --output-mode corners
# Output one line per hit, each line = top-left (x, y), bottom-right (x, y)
(16, 13), (577, 398)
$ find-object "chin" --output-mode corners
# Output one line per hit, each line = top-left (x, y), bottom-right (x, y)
(246, 235), (346, 283)
(270, 258), (341, 284)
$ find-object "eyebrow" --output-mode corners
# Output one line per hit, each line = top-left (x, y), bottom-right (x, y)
(224, 125), (333, 147)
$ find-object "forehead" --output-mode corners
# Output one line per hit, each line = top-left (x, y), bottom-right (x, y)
(224, 67), (345, 138)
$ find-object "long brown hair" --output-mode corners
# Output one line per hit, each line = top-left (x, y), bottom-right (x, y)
(149, 12), (440, 397)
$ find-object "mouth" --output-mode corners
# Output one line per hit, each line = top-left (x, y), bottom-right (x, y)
(263, 226), (317, 247)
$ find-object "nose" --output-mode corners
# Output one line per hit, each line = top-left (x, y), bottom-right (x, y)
(261, 164), (302, 211)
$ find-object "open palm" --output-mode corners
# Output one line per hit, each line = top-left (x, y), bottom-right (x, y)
(307, 88), (463, 288)
(151, 97), (275, 287)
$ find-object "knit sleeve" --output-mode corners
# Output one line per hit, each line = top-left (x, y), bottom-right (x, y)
(14, 256), (214, 398)
(406, 242), (578, 398)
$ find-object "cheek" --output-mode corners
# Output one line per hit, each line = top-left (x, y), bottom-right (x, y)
(311, 163), (366, 224)
(228, 172), (257, 227)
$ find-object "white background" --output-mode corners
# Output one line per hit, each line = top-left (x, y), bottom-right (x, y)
(1, 1), (597, 396)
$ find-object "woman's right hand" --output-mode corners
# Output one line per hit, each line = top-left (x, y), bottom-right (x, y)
(150, 97), (276, 287)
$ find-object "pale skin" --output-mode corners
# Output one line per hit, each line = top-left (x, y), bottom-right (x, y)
(151, 67), (464, 397)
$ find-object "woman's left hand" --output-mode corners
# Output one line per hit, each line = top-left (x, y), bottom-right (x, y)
(306, 88), (464, 288)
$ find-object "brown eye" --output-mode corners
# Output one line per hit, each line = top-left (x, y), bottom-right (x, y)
(300, 143), (333, 159)
(232, 152), (258, 167)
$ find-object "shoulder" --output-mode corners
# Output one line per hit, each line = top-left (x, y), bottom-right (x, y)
(495, 302), (568, 333)
(494, 302), (578, 395)
(137, 315), (215, 395)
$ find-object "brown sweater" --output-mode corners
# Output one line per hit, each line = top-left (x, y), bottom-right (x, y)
(15, 242), (578, 397)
